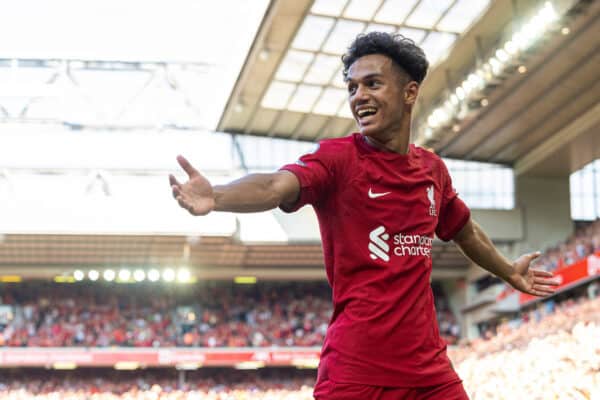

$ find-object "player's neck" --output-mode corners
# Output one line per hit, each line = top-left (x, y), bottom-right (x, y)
(362, 113), (412, 154)
(363, 131), (410, 155)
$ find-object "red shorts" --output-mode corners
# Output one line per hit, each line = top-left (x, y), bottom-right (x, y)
(313, 378), (469, 400)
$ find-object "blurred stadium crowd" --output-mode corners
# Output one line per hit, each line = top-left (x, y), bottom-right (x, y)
(451, 295), (600, 399)
(0, 368), (316, 400)
(0, 293), (598, 399)
(534, 218), (600, 272)
(0, 282), (332, 348)
(1, 219), (598, 398)
(0, 282), (459, 348)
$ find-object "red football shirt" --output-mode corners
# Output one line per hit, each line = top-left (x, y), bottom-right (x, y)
(280, 133), (470, 387)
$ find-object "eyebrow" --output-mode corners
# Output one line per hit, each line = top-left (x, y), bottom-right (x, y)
(345, 73), (384, 83)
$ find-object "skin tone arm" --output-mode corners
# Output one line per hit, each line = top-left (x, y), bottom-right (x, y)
(453, 218), (561, 297)
(171, 156), (559, 298)
(169, 155), (300, 215)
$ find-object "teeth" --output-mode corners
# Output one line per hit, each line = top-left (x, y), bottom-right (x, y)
(357, 108), (377, 117)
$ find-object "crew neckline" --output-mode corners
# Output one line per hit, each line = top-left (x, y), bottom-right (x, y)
(354, 133), (416, 161)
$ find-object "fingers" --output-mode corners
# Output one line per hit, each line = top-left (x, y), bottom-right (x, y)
(533, 276), (561, 286)
(169, 174), (180, 187)
(530, 284), (556, 296)
(531, 269), (554, 278)
(176, 155), (199, 178)
(176, 195), (197, 215)
(529, 251), (542, 260)
(527, 269), (561, 297)
(529, 289), (554, 297)
(169, 175), (181, 197)
(169, 179), (191, 212)
(177, 196), (191, 212)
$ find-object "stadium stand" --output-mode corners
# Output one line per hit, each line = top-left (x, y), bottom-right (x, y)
(0, 368), (316, 399)
(450, 295), (600, 399)
(0, 281), (461, 348)
(533, 218), (600, 272)
(2, 0), (599, 397)
(0, 282), (332, 348)
(0, 219), (598, 399)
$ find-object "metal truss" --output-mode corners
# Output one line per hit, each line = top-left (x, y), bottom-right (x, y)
(0, 58), (214, 131)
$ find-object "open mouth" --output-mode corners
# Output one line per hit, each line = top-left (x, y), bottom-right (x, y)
(356, 107), (378, 123)
(357, 107), (377, 117)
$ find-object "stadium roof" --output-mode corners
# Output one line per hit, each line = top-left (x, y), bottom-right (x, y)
(218, 0), (600, 177)
(0, 233), (468, 281)
(1, 0), (598, 176)
(218, 0), (492, 139)
(0, 0), (271, 130)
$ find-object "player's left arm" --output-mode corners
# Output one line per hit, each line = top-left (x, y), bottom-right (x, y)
(452, 218), (560, 297)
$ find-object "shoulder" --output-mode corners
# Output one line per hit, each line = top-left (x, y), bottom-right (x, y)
(317, 135), (355, 153)
(412, 145), (451, 181)
(412, 145), (446, 168)
(310, 135), (356, 162)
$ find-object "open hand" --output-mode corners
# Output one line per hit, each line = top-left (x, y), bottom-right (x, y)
(169, 155), (215, 216)
(508, 252), (561, 297)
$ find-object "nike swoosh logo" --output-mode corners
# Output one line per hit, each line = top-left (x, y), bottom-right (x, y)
(368, 188), (391, 199)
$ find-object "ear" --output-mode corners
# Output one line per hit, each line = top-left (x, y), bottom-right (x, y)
(404, 81), (419, 105)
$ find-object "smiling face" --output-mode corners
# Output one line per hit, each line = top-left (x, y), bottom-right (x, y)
(345, 54), (418, 145)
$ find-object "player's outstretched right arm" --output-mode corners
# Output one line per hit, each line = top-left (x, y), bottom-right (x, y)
(169, 155), (300, 215)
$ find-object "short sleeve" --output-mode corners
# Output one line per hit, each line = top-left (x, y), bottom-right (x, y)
(435, 160), (470, 241)
(278, 143), (335, 213)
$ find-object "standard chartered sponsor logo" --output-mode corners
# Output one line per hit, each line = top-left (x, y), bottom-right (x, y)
(393, 233), (433, 257)
(369, 225), (390, 261)
(368, 225), (433, 262)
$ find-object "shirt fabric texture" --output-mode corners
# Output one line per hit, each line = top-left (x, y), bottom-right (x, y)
(280, 133), (470, 388)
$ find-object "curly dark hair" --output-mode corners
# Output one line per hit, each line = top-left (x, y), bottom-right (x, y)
(342, 32), (429, 84)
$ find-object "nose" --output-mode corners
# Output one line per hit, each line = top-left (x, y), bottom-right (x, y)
(352, 84), (369, 103)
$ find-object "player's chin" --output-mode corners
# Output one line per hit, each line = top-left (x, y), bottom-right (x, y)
(359, 124), (382, 138)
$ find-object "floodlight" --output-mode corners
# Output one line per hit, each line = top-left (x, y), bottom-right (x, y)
(479, 64), (494, 81)
(133, 269), (146, 282)
(495, 49), (509, 63)
(428, 108), (450, 128)
(118, 269), (131, 281)
(163, 268), (176, 282)
(177, 268), (191, 282)
(467, 73), (484, 91)
(488, 58), (503, 75)
(504, 41), (518, 55)
(73, 270), (84, 281)
(88, 270), (100, 281)
(540, 2), (558, 22)
(427, 115), (438, 128)
(419, 0), (566, 145)
(103, 269), (116, 281)
(148, 269), (160, 282)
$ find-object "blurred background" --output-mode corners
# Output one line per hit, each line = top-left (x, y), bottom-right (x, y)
(0, 0), (599, 399)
